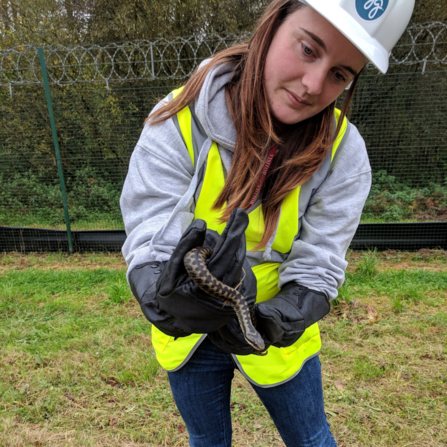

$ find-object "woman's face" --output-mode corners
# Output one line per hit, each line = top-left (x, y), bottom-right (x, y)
(264, 6), (366, 125)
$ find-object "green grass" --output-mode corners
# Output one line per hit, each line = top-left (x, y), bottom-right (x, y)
(355, 249), (380, 278)
(0, 252), (446, 446)
(0, 214), (124, 231)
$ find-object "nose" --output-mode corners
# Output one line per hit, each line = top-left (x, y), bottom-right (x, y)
(301, 65), (326, 96)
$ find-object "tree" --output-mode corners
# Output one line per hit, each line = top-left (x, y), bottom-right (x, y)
(1, 0), (446, 50)
(412, 0), (447, 23)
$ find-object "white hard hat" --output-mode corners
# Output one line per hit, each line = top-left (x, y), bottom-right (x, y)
(299, 0), (415, 73)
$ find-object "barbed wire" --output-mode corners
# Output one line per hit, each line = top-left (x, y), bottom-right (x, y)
(1, 22), (446, 87)
(0, 33), (251, 86)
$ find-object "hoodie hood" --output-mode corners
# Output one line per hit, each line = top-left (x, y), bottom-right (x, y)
(194, 62), (237, 152)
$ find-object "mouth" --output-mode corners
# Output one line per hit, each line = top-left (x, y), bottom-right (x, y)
(286, 89), (312, 107)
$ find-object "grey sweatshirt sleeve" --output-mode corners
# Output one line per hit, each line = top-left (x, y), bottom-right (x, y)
(278, 124), (372, 300)
(120, 106), (195, 274)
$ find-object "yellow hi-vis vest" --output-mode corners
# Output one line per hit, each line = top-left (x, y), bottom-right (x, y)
(151, 87), (349, 387)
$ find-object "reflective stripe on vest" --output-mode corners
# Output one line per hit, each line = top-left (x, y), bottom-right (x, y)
(171, 87), (195, 167)
(151, 88), (349, 386)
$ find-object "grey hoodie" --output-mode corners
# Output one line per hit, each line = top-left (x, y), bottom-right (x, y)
(120, 62), (372, 300)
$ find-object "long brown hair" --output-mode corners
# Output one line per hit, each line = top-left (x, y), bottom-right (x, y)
(149, 0), (361, 250)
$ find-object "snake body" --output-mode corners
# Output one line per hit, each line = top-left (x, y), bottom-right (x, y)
(184, 246), (265, 353)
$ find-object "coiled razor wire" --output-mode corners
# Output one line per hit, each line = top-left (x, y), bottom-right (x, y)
(1, 22), (446, 87)
(0, 33), (250, 86)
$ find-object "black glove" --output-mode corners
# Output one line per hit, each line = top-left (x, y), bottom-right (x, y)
(208, 283), (330, 354)
(129, 208), (257, 337)
(255, 283), (330, 348)
(156, 208), (257, 335)
(129, 259), (193, 338)
(208, 315), (271, 356)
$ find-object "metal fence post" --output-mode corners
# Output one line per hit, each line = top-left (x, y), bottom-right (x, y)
(38, 48), (74, 254)
(150, 43), (155, 79)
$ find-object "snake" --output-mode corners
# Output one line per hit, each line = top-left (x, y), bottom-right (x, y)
(184, 247), (266, 353)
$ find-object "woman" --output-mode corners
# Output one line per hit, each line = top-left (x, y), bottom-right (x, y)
(121, 1), (415, 446)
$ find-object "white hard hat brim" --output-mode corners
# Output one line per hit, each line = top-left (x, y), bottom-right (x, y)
(301, 0), (390, 73)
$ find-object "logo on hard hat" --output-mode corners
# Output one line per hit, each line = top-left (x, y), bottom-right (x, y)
(356, 0), (389, 21)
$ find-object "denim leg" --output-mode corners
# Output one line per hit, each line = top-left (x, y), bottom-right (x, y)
(167, 338), (235, 447)
(251, 356), (337, 447)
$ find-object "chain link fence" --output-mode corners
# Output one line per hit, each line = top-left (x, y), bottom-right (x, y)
(1, 24), (447, 252)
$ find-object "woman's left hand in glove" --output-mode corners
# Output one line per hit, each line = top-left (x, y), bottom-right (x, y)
(255, 283), (330, 348)
(208, 282), (331, 354)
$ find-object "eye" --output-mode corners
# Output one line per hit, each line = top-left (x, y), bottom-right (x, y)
(302, 44), (314, 56)
(334, 72), (347, 83)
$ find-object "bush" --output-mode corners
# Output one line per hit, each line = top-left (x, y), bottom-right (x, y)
(362, 170), (447, 222)
(1, 168), (446, 228)
(0, 167), (123, 227)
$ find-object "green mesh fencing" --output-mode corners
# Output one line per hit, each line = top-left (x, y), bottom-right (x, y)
(0, 25), (446, 252)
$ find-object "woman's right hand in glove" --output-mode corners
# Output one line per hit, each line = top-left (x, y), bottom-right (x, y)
(129, 208), (257, 337)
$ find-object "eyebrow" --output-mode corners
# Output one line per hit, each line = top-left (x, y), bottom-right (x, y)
(301, 28), (359, 77)
(301, 28), (327, 51)
(340, 65), (359, 77)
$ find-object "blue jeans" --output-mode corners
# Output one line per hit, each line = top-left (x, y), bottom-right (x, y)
(167, 337), (337, 447)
